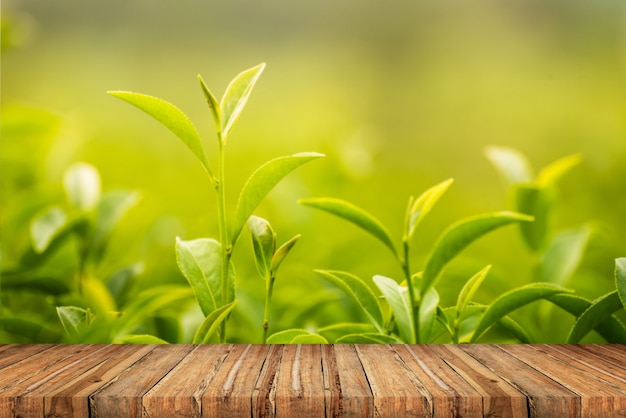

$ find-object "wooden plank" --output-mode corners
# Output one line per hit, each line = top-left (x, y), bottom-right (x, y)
(0, 345), (99, 396)
(428, 345), (528, 417)
(274, 344), (326, 417)
(461, 344), (579, 417)
(43, 344), (155, 417)
(549, 345), (626, 386)
(0, 345), (53, 370)
(3, 345), (128, 418)
(252, 344), (283, 417)
(327, 344), (373, 417)
(393, 345), (483, 417)
(579, 344), (626, 368)
(201, 344), (272, 417)
(141, 344), (233, 417)
(355, 344), (430, 417)
(503, 344), (626, 417)
(89, 344), (195, 418)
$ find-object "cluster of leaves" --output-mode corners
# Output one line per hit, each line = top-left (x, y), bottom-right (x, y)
(0, 160), (193, 343)
(109, 64), (323, 343)
(268, 149), (625, 344)
(3, 64), (624, 345)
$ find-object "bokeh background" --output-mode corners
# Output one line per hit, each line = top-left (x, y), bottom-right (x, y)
(2, 0), (626, 343)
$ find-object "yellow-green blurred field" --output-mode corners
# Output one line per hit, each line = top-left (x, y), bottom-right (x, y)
(2, 0), (625, 343)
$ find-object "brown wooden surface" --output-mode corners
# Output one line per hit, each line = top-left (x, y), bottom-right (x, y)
(0, 344), (624, 417)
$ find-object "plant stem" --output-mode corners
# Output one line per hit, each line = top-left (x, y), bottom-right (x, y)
(215, 138), (231, 343)
(401, 239), (418, 343)
(262, 274), (275, 344)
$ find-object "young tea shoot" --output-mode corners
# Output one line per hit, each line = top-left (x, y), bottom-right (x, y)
(109, 64), (323, 343)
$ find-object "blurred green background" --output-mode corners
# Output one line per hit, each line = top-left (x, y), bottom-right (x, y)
(2, 0), (625, 343)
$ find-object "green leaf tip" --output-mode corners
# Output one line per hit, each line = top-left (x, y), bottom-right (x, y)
(420, 211), (534, 293)
(299, 197), (396, 257)
(231, 152), (324, 244)
(220, 63), (267, 142)
(108, 90), (214, 180)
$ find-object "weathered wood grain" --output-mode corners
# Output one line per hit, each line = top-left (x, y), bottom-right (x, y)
(394, 345), (483, 417)
(460, 344), (579, 417)
(44, 344), (155, 417)
(89, 344), (195, 418)
(355, 344), (430, 417)
(1, 344), (625, 418)
(142, 344), (233, 417)
(201, 344), (272, 417)
(503, 344), (626, 417)
(328, 344), (373, 417)
(428, 345), (528, 417)
(275, 344), (326, 417)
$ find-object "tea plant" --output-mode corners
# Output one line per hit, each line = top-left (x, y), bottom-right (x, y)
(485, 147), (626, 343)
(109, 63), (322, 343)
(0, 161), (184, 343)
(280, 149), (626, 344)
(264, 181), (549, 343)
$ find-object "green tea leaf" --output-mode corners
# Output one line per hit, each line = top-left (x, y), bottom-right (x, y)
(198, 74), (222, 136)
(485, 146), (533, 185)
(63, 162), (101, 211)
(373, 275), (414, 343)
(470, 283), (571, 343)
(418, 287), (439, 343)
(248, 216), (275, 278)
(335, 333), (400, 344)
(291, 333), (328, 344)
(266, 328), (311, 344)
(56, 306), (91, 335)
(193, 301), (237, 344)
(30, 206), (67, 253)
(299, 197), (396, 257)
(406, 178), (454, 240)
(515, 185), (553, 251)
(546, 293), (626, 343)
(567, 291), (626, 343)
(108, 91), (213, 178)
(616, 258), (626, 309)
(456, 265), (491, 320)
(317, 323), (377, 342)
(316, 270), (384, 332)
(496, 316), (533, 343)
(421, 211), (533, 293)
(536, 153), (582, 187)
(117, 334), (169, 344)
(538, 225), (592, 285)
(232, 152), (324, 244)
(271, 234), (300, 273)
(175, 237), (233, 316)
(220, 63), (266, 141)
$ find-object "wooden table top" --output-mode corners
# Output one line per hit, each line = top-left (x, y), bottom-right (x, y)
(0, 344), (625, 417)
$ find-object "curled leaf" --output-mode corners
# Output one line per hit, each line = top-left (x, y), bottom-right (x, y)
(271, 234), (300, 273)
(248, 216), (275, 278)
